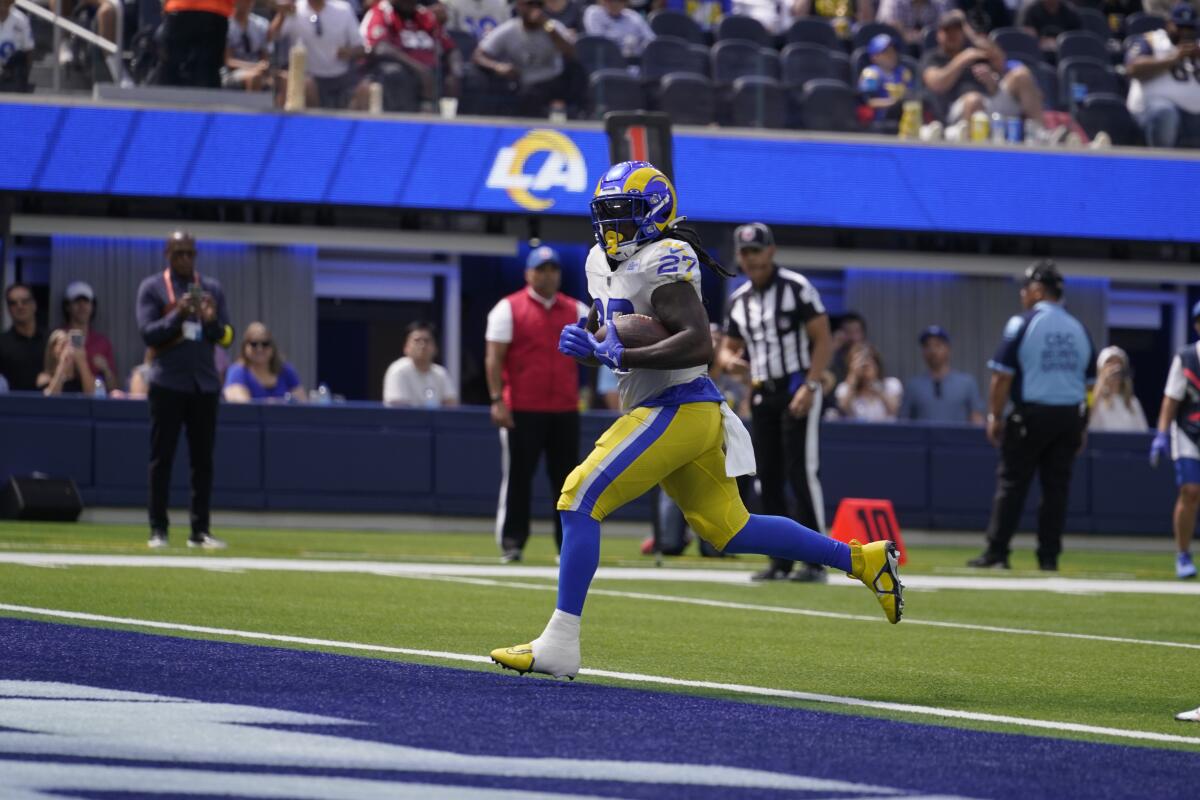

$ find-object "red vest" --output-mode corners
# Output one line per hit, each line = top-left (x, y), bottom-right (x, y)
(504, 290), (579, 413)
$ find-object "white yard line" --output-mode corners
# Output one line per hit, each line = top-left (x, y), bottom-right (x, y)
(0, 553), (1196, 596)
(1, 603), (1198, 749)
(405, 574), (1200, 652)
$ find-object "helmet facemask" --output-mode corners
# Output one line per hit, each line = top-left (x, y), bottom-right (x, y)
(591, 195), (665, 262)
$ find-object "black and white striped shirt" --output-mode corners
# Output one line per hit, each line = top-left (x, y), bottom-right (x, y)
(724, 267), (826, 382)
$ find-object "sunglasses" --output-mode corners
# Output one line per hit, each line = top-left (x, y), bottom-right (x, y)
(310, 12), (322, 36)
(247, 340), (274, 349)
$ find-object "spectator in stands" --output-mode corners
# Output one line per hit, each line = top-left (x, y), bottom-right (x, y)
(442, 0), (511, 38)
(473, 0), (580, 117)
(362, 0), (460, 111)
(1018, 0), (1081, 54)
(899, 325), (984, 424)
(545, 0), (586, 32)
(60, 281), (118, 393)
(877, 0), (951, 45)
(829, 311), (868, 384)
(110, 354), (153, 400)
(732, 0), (788, 34)
(835, 343), (903, 421)
(1089, 345), (1148, 431)
(161, 0), (233, 88)
(224, 322), (304, 403)
(1126, 2), (1200, 148)
(0, 283), (47, 392)
(37, 330), (96, 396)
(383, 321), (459, 407)
(223, 0), (273, 92)
(271, 0), (369, 110)
(0, 0), (34, 93)
(583, 0), (655, 59)
(955, 0), (1012, 33)
(136, 231), (234, 550)
(793, 0), (875, 39)
(1100, 0), (1143, 38)
(858, 34), (916, 124)
(922, 10), (1044, 125)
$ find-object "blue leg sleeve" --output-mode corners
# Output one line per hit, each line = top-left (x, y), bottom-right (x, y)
(724, 514), (852, 574)
(557, 510), (601, 616)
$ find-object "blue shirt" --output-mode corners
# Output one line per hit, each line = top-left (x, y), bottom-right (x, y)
(899, 370), (983, 423)
(989, 301), (1095, 406)
(224, 362), (302, 400)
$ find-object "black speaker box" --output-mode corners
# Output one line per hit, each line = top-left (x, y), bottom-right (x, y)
(0, 475), (84, 521)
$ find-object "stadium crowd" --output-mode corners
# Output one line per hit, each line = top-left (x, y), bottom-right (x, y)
(2, 0), (1198, 146)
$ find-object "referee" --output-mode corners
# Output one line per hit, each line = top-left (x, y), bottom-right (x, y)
(969, 260), (1096, 571)
(718, 223), (833, 582)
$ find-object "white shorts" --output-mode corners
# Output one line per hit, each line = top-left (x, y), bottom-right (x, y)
(948, 89), (1022, 124)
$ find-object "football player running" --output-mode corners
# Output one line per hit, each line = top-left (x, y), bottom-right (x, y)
(491, 161), (904, 680)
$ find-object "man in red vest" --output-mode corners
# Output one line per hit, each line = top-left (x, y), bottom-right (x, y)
(485, 245), (589, 563)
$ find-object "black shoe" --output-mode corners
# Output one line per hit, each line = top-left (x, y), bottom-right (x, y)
(789, 565), (828, 583)
(147, 530), (168, 549)
(1038, 560), (1058, 572)
(751, 567), (790, 581)
(500, 549), (523, 564)
(966, 552), (1010, 569)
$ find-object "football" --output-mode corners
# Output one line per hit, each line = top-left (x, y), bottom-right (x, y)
(595, 314), (671, 350)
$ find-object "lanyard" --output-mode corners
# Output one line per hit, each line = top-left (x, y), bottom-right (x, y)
(162, 268), (201, 307)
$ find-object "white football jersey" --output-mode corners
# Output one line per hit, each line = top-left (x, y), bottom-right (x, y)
(585, 237), (707, 411)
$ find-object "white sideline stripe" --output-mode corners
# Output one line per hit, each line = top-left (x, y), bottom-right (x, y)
(2, 603), (1199, 749)
(1, 553), (1198, 596)
(408, 574), (1200, 652)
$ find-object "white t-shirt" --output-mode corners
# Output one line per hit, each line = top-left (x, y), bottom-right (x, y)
(582, 5), (654, 58)
(485, 289), (589, 344)
(0, 8), (34, 68)
(1127, 29), (1200, 115)
(279, 0), (363, 78)
(228, 12), (271, 61)
(443, 0), (509, 38)
(1164, 342), (1200, 460)
(383, 357), (457, 407)
(732, 0), (790, 34)
(835, 377), (904, 422)
(1089, 395), (1148, 432)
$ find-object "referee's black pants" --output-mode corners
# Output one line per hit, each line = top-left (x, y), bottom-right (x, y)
(983, 404), (1085, 565)
(148, 386), (219, 537)
(497, 411), (579, 555)
(751, 383), (824, 574)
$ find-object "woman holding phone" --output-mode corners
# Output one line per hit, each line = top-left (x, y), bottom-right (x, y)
(37, 329), (96, 396)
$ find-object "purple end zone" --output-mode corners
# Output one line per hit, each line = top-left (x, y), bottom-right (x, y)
(1, 618), (1198, 799)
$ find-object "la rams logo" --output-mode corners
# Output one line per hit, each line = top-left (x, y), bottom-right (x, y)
(485, 130), (587, 212)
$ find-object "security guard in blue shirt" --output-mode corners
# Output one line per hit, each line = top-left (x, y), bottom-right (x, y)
(969, 261), (1096, 571)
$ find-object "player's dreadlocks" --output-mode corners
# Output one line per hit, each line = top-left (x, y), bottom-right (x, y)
(664, 218), (736, 278)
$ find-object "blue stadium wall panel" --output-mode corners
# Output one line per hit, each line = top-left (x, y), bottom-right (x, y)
(4, 100), (1200, 241)
(0, 395), (1171, 534)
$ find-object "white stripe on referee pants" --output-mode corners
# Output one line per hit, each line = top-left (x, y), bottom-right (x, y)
(806, 387), (825, 533)
(494, 427), (509, 549)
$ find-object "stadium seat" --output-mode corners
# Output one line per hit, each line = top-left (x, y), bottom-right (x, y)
(659, 72), (716, 125)
(649, 9), (706, 45)
(1077, 7), (1113, 39)
(688, 44), (712, 76)
(716, 14), (771, 47)
(731, 75), (787, 128)
(1057, 30), (1108, 62)
(576, 35), (625, 75)
(1124, 12), (1166, 35)
(990, 27), (1042, 64)
(448, 29), (477, 61)
(799, 78), (859, 132)
(784, 17), (839, 50)
(711, 39), (780, 84)
(1034, 61), (1061, 111)
(781, 42), (840, 87)
(589, 69), (646, 116)
(829, 50), (852, 84)
(1058, 56), (1121, 111)
(642, 36), (703, 82)
(1075, 92), (1144, 146)
(851, 22), (904, 53)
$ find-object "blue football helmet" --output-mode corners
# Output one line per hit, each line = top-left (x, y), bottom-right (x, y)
(590, 161), (678, 262)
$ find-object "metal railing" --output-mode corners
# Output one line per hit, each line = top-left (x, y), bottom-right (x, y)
(16, 0), (120, 92)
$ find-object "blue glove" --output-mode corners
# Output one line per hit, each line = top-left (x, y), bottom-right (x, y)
(1150, 430), (1170, 468)
(592, 321), (625, 371)
(559, 318), (594, 361)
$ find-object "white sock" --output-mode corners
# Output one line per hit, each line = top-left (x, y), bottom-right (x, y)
(538, 608), (581, 646)
(531, 609), (581, 677)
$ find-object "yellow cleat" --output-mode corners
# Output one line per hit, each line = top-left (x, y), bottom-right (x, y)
(490, 643), (536, 675)
(848, 539), (904, 624)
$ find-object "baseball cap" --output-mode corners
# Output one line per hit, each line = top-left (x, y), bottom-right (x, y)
(1023, 259), (1064, 294)
(65, 281), (94, 302)
(526, 245), (560, 269)
(1096, 345), (1129, 373)
(938, 9), (966, 28)
(919, 324), (950, 345)
(734, 222), (774, 250)
(868, 33), (895, 56)
(1171, 1), (1197, 27)
(1191, 298), (1200, 321)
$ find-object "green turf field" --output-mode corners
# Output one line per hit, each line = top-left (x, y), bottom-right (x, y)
(1, 520), (1197, 752)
